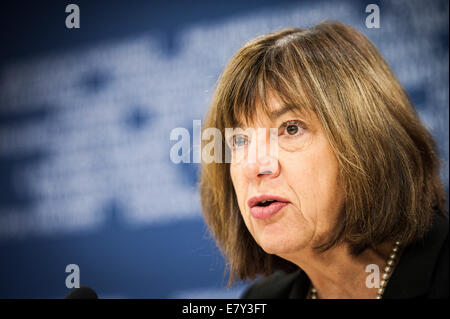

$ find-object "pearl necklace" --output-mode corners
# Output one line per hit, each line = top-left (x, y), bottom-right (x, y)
(308, 241), (401, 299)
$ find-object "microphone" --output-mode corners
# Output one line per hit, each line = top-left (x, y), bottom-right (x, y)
(65, 286), (98, 299)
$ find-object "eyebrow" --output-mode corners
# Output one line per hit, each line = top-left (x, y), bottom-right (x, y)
(235, 104), (303, 128)
(269, 104), (300, 119)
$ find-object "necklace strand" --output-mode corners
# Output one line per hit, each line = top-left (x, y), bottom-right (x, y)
(308, 241), (401, 299)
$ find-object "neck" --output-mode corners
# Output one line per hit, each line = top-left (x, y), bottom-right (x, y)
(280, 241), (395, 299)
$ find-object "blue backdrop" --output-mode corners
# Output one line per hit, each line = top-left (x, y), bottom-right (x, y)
(0, 0), (448, 298)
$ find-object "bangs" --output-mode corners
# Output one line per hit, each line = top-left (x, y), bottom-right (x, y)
(220, 37), (315, 130)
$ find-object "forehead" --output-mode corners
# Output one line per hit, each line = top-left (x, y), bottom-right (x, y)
(245, 98), (280, 126)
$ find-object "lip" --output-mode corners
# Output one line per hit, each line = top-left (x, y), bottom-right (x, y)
(247, 194), (290, 220)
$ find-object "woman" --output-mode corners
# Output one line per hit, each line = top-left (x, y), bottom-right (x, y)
(199, 21), (448, 299)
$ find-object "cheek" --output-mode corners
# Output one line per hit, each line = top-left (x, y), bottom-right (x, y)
(230, 164), (258, 236)
(282, 142), (343, 221)
(229, 164), (240, 191)
(230, 164), (247, 211)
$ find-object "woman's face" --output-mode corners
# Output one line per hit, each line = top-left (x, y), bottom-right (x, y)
(229, 92), (345, 259)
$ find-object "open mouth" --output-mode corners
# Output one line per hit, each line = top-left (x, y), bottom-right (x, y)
(247, 195), (290, 209)
(247, 195), (290, 219)
(255, 199), (279, 207)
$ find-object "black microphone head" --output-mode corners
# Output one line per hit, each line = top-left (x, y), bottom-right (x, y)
(65, 286), (98, 299)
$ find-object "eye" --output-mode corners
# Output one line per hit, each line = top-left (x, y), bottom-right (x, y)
(286, 124), (298, 135)
(232, 134), (248, 148)
(280, 120), (306, 136)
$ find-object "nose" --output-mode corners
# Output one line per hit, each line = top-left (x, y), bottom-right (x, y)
(240, 127), (280, 179)
(243, 155), (279, 179)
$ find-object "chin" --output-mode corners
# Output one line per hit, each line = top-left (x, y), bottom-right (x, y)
(252, 219), (308, 255)
(256, 231), (306, 256)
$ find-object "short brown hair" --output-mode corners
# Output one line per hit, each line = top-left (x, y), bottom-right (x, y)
(199, 21), (448, 285)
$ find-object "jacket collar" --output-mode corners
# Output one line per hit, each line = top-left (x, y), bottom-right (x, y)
(383, 212), (448, 298)
(287, 212), (449, 299)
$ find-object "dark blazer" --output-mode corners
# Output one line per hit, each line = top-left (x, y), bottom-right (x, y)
(241, 212), (449, 299)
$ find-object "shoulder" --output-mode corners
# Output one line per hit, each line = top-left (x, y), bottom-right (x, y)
(385, 211), (449, 298)
(429, 217), (449, 298)
(240, 269), (308, 299)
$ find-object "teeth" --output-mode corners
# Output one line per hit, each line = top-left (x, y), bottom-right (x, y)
(259, 200), (275, 205)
